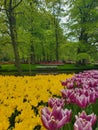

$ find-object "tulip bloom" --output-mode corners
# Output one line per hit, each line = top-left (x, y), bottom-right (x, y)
(61, 89), (75, 104)
(75, 111), (97, 126)
(48, 97), (65, 108)
(74, 118), (92, 130)
(75, 94), (89, 108)
(41, 105), (72, 130)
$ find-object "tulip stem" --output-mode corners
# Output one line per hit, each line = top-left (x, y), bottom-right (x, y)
(92, 100), (98, 115)
(60, 123), (72, 130)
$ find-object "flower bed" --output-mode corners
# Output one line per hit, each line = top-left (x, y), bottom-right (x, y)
(41, 70), (98, 130)
(38, 61), (64, 65)
(0, 74), (73, 130)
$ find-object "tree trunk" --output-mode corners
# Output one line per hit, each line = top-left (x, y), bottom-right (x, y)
(54, 16), (59, 61)
(41, 43), (46, 61)
(9, 22), (22, 74)
(4, 0), (23, 75)
(30, 44), (35, 64)
(52, 0), (61, 62)
(79, 28), (88, 43)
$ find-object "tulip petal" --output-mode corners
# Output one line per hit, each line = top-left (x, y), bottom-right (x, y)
(41, 115), (49, 129)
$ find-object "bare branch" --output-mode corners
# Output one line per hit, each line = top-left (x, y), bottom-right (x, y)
(12, 0), (23, 9)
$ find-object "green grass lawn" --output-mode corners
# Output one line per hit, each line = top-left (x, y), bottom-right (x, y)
(0, 64), (36, 71)
(58, 64), (95, 70)
(0, 63), (98, 75)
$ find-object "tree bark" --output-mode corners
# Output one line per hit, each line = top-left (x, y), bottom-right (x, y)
(4, 0), (22, 75)
(41, 42), (46, 62)
(55, 19), (59, 61)
(30, 44), (35, 64)
(52, 1), (61, 62)
(79, 28), (88, 43)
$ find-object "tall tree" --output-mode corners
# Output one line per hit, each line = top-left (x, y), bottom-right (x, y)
(64, 0), (98, 64)
(45, 0), (65, 61)
(65, 0), (98, 43)
(1, 0), (23, 74)
(17, 0), (62, 62)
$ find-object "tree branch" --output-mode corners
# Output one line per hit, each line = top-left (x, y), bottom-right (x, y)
(12, 0), (23, 9)
(0, 8), (9, 12)
(14, 12), (24, 15)
(9, 0), (12, 9)
(4, 0), (8, 11)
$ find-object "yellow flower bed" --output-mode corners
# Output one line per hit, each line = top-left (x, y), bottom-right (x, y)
(0, 74), (73, 130)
